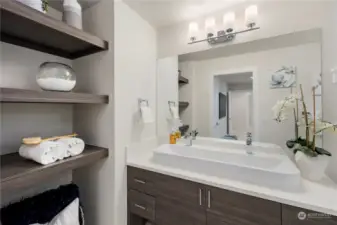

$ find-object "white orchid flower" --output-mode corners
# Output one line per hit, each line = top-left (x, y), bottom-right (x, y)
(272, 94), (298, 122)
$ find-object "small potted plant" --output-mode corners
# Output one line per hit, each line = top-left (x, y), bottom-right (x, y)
(273, 84), (335, 181)
(42, 0), (48, 13)
(16, 0), (48, 13)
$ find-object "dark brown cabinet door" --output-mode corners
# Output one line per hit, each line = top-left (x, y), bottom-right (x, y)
(282, 205), (337, 225)
(154, 172), (206, 207)
(156, 196), (206, 225)
(206, 186), (281, 225)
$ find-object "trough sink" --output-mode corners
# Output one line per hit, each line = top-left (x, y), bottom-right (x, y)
(153, 139), (301, 192)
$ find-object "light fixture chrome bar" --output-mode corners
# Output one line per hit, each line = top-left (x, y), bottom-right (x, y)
(188, 27), (260, 45)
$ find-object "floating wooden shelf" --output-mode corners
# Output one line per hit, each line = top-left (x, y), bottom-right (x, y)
(0, 88), (109, 104)
(179, 75), (189, 84)
(179, 101), (189, 109)
(0, 145), (108, 191)
(0, 0), (108, 59)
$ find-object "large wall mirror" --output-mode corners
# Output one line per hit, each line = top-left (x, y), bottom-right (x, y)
(157, 29), (323, 150)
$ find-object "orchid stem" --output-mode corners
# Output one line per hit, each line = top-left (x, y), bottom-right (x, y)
(300, 85), (310, 147)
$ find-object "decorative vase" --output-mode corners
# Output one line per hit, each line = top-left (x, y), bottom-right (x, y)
(63, 0), (82, 30)
(37, 62), (76, 92)
(294, 151), (330, 181)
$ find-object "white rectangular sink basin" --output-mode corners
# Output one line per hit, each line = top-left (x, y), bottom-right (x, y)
(153, 143), (301, 192)
(180, 137), (284, 155)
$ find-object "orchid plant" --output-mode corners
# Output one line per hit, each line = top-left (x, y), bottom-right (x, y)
(273, 83), (335, 157)
(42, 0), (48, 12)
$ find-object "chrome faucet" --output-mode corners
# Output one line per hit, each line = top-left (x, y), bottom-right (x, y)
(246, 132), (253, 154)
(190, 129), (198, 140)
(184, 133), (193, 146)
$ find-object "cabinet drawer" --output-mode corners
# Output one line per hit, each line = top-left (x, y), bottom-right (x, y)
(128, 166), (204, 206)
(282, 205), (337, 225)
(128, 189), (156, 222)
(207, 186), (281, 225)
(128, 166), (156, 195)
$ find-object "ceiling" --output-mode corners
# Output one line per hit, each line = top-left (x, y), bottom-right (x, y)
(216, 72), (253, 85)
(124, 0), (246, 28)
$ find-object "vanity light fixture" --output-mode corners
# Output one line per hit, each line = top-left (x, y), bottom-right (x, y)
(188, 5), (260, 45)
(188, 22), (199, 42)
(245, 5), (258, 28)
(223, 12), (235, 33)
(205, 17), (216, 39)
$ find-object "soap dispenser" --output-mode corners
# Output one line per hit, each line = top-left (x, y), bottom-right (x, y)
(170, 129), (177, 144)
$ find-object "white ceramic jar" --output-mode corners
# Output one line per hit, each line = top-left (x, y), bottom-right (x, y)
(62, 0), (82, 29)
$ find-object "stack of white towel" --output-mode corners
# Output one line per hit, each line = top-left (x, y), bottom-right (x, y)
(19, 138), (85, 165)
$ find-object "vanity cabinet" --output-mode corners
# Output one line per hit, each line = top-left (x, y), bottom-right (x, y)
(206, 186), (281, 225)
(127, 166), (336, 225)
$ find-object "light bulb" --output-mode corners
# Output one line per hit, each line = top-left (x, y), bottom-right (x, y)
(223, 12), (235, 32)
(205, 17), (216, 36)
(188, 22), (199, 41)
(245, 5), (258, 28)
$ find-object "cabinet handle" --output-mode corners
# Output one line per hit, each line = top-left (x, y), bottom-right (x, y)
(134, 178), (146, 184)
(134, 204), (146, 210)
(207, 190), (211, 208)
(199, 188), (202, 206)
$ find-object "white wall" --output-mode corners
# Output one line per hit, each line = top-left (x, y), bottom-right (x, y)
(212, 77), (228, 138)
(157, 56), (178, 137)
(188, 43), (320, 150)
(157, 1), (329, 58)
(114, 2), (157, 225)
(322, 1), (337, 182)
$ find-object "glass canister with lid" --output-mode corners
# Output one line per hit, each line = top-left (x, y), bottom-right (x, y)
(37, 62), (76, 92)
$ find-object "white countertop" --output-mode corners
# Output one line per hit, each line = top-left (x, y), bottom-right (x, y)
(127, 139), (337, 216)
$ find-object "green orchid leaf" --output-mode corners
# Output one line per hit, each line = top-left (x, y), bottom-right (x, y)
(286, 140), (296, 148)
(315, 147), (332, 156)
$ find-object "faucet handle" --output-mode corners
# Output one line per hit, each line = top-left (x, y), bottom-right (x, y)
(184, 133), (191, 139)
(246, 132), (252, 137)
(191, 129), (198, 137)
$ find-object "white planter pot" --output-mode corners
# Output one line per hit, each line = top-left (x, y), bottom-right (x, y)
(295, 151), (330, 181)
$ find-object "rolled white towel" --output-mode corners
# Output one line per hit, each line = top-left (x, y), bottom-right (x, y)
(56, 137), (85, 157)
(19, 141), (66, 165)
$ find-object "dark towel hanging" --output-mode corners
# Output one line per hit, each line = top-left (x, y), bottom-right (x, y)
(1, 183), (83, 225)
